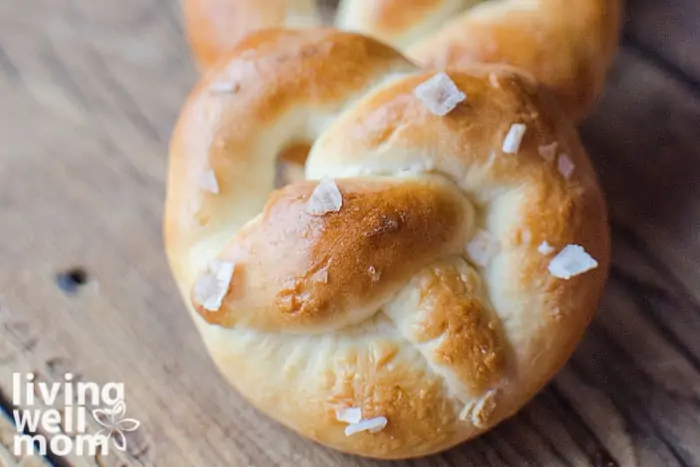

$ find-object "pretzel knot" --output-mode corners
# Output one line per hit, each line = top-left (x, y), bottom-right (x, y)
(184, 0), (621, 120)
(165, 29), (609, 459)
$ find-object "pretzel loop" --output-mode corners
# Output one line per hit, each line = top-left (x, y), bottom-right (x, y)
(165, 29), (609, 459)
(184, 0), (620, 119)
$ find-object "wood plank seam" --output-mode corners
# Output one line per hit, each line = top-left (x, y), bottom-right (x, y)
(622, 34), (700, 96)
(0, 43), (20, 82)
(569, 333), (693, 467)
(610, 267), (700, 374)
(609, 220), (700, 317)
(545, 384), (621, 466)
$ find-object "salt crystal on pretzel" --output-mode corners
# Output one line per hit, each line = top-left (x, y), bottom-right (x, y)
(199, 169), (219, 193)
(549, 245), (598, 279)
(413, 73), (466, 116)
(502, 123), (527, 154)
(307, 176), (343, 215)
(193, 260), (235, 311)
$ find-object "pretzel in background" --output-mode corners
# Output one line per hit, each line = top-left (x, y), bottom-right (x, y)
(183, 0), (621, 120)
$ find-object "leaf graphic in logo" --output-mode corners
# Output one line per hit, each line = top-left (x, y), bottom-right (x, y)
(111, 400), (126, 421)
(91, 399), (140, 452)
(111, 429), (128, 451)
(92, 407), (113, 428)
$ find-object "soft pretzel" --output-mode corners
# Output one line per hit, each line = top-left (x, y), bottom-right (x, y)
(165, 29), (610, 459)
(183, 0), (620, 120)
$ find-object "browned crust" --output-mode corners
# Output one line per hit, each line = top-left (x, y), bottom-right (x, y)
(192, 177), (473, 331)
(165, 29), (610, 459)
(183, 0), (621, 120)
(409, 0), (623, 120)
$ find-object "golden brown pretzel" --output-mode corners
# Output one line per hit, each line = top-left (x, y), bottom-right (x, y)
(183, 0), (621, 120)
(165, 29), (610, 458)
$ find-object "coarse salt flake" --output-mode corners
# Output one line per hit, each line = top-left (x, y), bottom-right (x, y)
(557, 154), (575, 179)
(311, 268), (329, 284)
(466, 230), (500, 267)
(459, 390), (497, 428)
(199, 169), (219, 194)
(502, 123), (527, 154)
(538, 142), (558, 162)
(209, 81), (240, 94)
(413, 72), (466, 116)
(344, 416), (388, 436)
(552, 307), (563, 320)
(193, 260), (235, 311)
(538, 241), (555, 255)
(307, 176), (342, 215)
(335, 407), (362, 424)
(548, 245), (598, 279)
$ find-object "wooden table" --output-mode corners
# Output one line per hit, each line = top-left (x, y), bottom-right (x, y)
(1, 1), (698, 466)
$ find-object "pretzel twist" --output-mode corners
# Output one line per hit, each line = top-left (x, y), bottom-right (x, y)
(184, 0), (621, 120)
(165, 29), (609, 458)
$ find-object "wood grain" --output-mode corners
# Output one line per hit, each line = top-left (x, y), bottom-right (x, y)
(0, 0), (699, 466)
(625, 0), (700, 85)
(0, 410), (50, 467)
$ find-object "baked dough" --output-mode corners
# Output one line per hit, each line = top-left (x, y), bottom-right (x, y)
(165, 29), (610, 458)
(183, 0), (621, 120)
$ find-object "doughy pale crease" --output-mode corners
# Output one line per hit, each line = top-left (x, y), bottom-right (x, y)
(164, 29), (610, 459)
